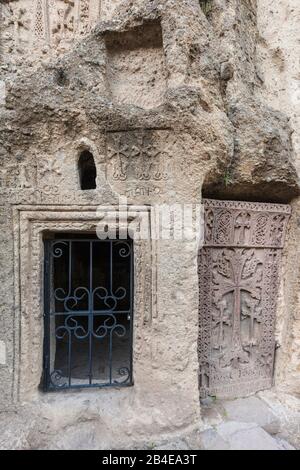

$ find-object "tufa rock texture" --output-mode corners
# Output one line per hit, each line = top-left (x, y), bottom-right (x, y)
(0, 0), (299, 449)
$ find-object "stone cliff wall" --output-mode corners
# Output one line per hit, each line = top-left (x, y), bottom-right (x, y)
(0, 0), (299, 449)
(257, 0), (300, 397)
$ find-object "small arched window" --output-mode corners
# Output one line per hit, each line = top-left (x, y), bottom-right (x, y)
(78, 150), (97, 190)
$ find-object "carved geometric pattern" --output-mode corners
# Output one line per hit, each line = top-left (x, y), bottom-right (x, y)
(198, 199), (291, 399)
(203, 199), (291, 249)
(34, 0), (49, 40)
(3, 0), (102, 56)
(106, 130), (172, 182)
(78, 0), (90, 33)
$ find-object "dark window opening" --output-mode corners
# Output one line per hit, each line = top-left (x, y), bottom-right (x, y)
(78, 150), (97, 190)
(199, 1), (213, 16)
(43, 235), (133, 391)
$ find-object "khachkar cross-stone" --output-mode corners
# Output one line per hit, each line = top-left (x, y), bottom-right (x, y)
(213, 249), (262, 369)
(52, 1), (75, 40)
(243, 296), (262, 355)
(198, 199), (291, 399)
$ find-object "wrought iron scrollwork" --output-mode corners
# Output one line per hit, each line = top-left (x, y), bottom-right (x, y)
(93, 286), (127, 311)
(115, 241), (132, 258)
(114, 367), (131, 385)
(52, 241), (68, 258)
(50, 370), (68, 389)
(43, 238), (133, 391)
(56, 315), (89, 340)
(93, 314), (126, 339)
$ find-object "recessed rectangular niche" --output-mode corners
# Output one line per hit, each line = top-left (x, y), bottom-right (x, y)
(105, 22), (167, 109)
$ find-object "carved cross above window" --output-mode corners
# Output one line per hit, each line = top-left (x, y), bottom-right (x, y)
(106, 130), (171, 182)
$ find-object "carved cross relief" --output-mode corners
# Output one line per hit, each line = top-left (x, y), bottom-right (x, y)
(198, 199), (291, 399)
(0, 161), (37, 189)
(106, 130), (172, 183)
(1, 1), (30, 52)
(1, 0), (102, 55)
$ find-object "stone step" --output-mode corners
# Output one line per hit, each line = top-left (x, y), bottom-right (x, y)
(219, 396), (281, 434)
(200, 421), (295, 451)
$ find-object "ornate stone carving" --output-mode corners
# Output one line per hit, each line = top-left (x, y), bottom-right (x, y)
(0, 163), (37, 189)
(34, 0), (49, 42)
(1, 0), (102, 59)
(39, 158), (62, 177)
(1, 1), (30, 53)
(77, 0), (89, 34)
(202, 199), (290, 249)
(3, 3), (29, 49)
(51, 0), (75, 42)
(198, 199), (291, 399)
(106, 130), (173, 183)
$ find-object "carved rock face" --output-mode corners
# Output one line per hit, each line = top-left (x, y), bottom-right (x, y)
(0, 0), (298, 450)
(0, 0), (104, 59)
(199, 200), (291, 399)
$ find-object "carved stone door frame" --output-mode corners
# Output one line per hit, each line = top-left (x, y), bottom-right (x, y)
(198, 199), (291, 399)
(12, 205), (154, 402)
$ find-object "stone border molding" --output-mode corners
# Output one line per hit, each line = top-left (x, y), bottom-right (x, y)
(12, 205), (156, 402)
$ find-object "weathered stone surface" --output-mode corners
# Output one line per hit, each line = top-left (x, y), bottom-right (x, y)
(256, 0), (300, 400)
(0, 412), (30, 450)
(274, 437), (295, 451)
(153, 440), (190, 451)
(201, 405), (224, 428)
(221, 397), (281, 435)
(0, 0), (299, 450)
(215, 422), (292, 451)
(200, 419), (296, 451)
(200, 428), (230, 451)
(199, 395), (298, 450)
(258, 390), (300, 449)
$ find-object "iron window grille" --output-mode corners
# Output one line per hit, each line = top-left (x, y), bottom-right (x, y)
(43, 236), (134, 391)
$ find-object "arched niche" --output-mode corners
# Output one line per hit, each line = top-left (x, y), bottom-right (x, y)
(78, 150), (97, 190)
